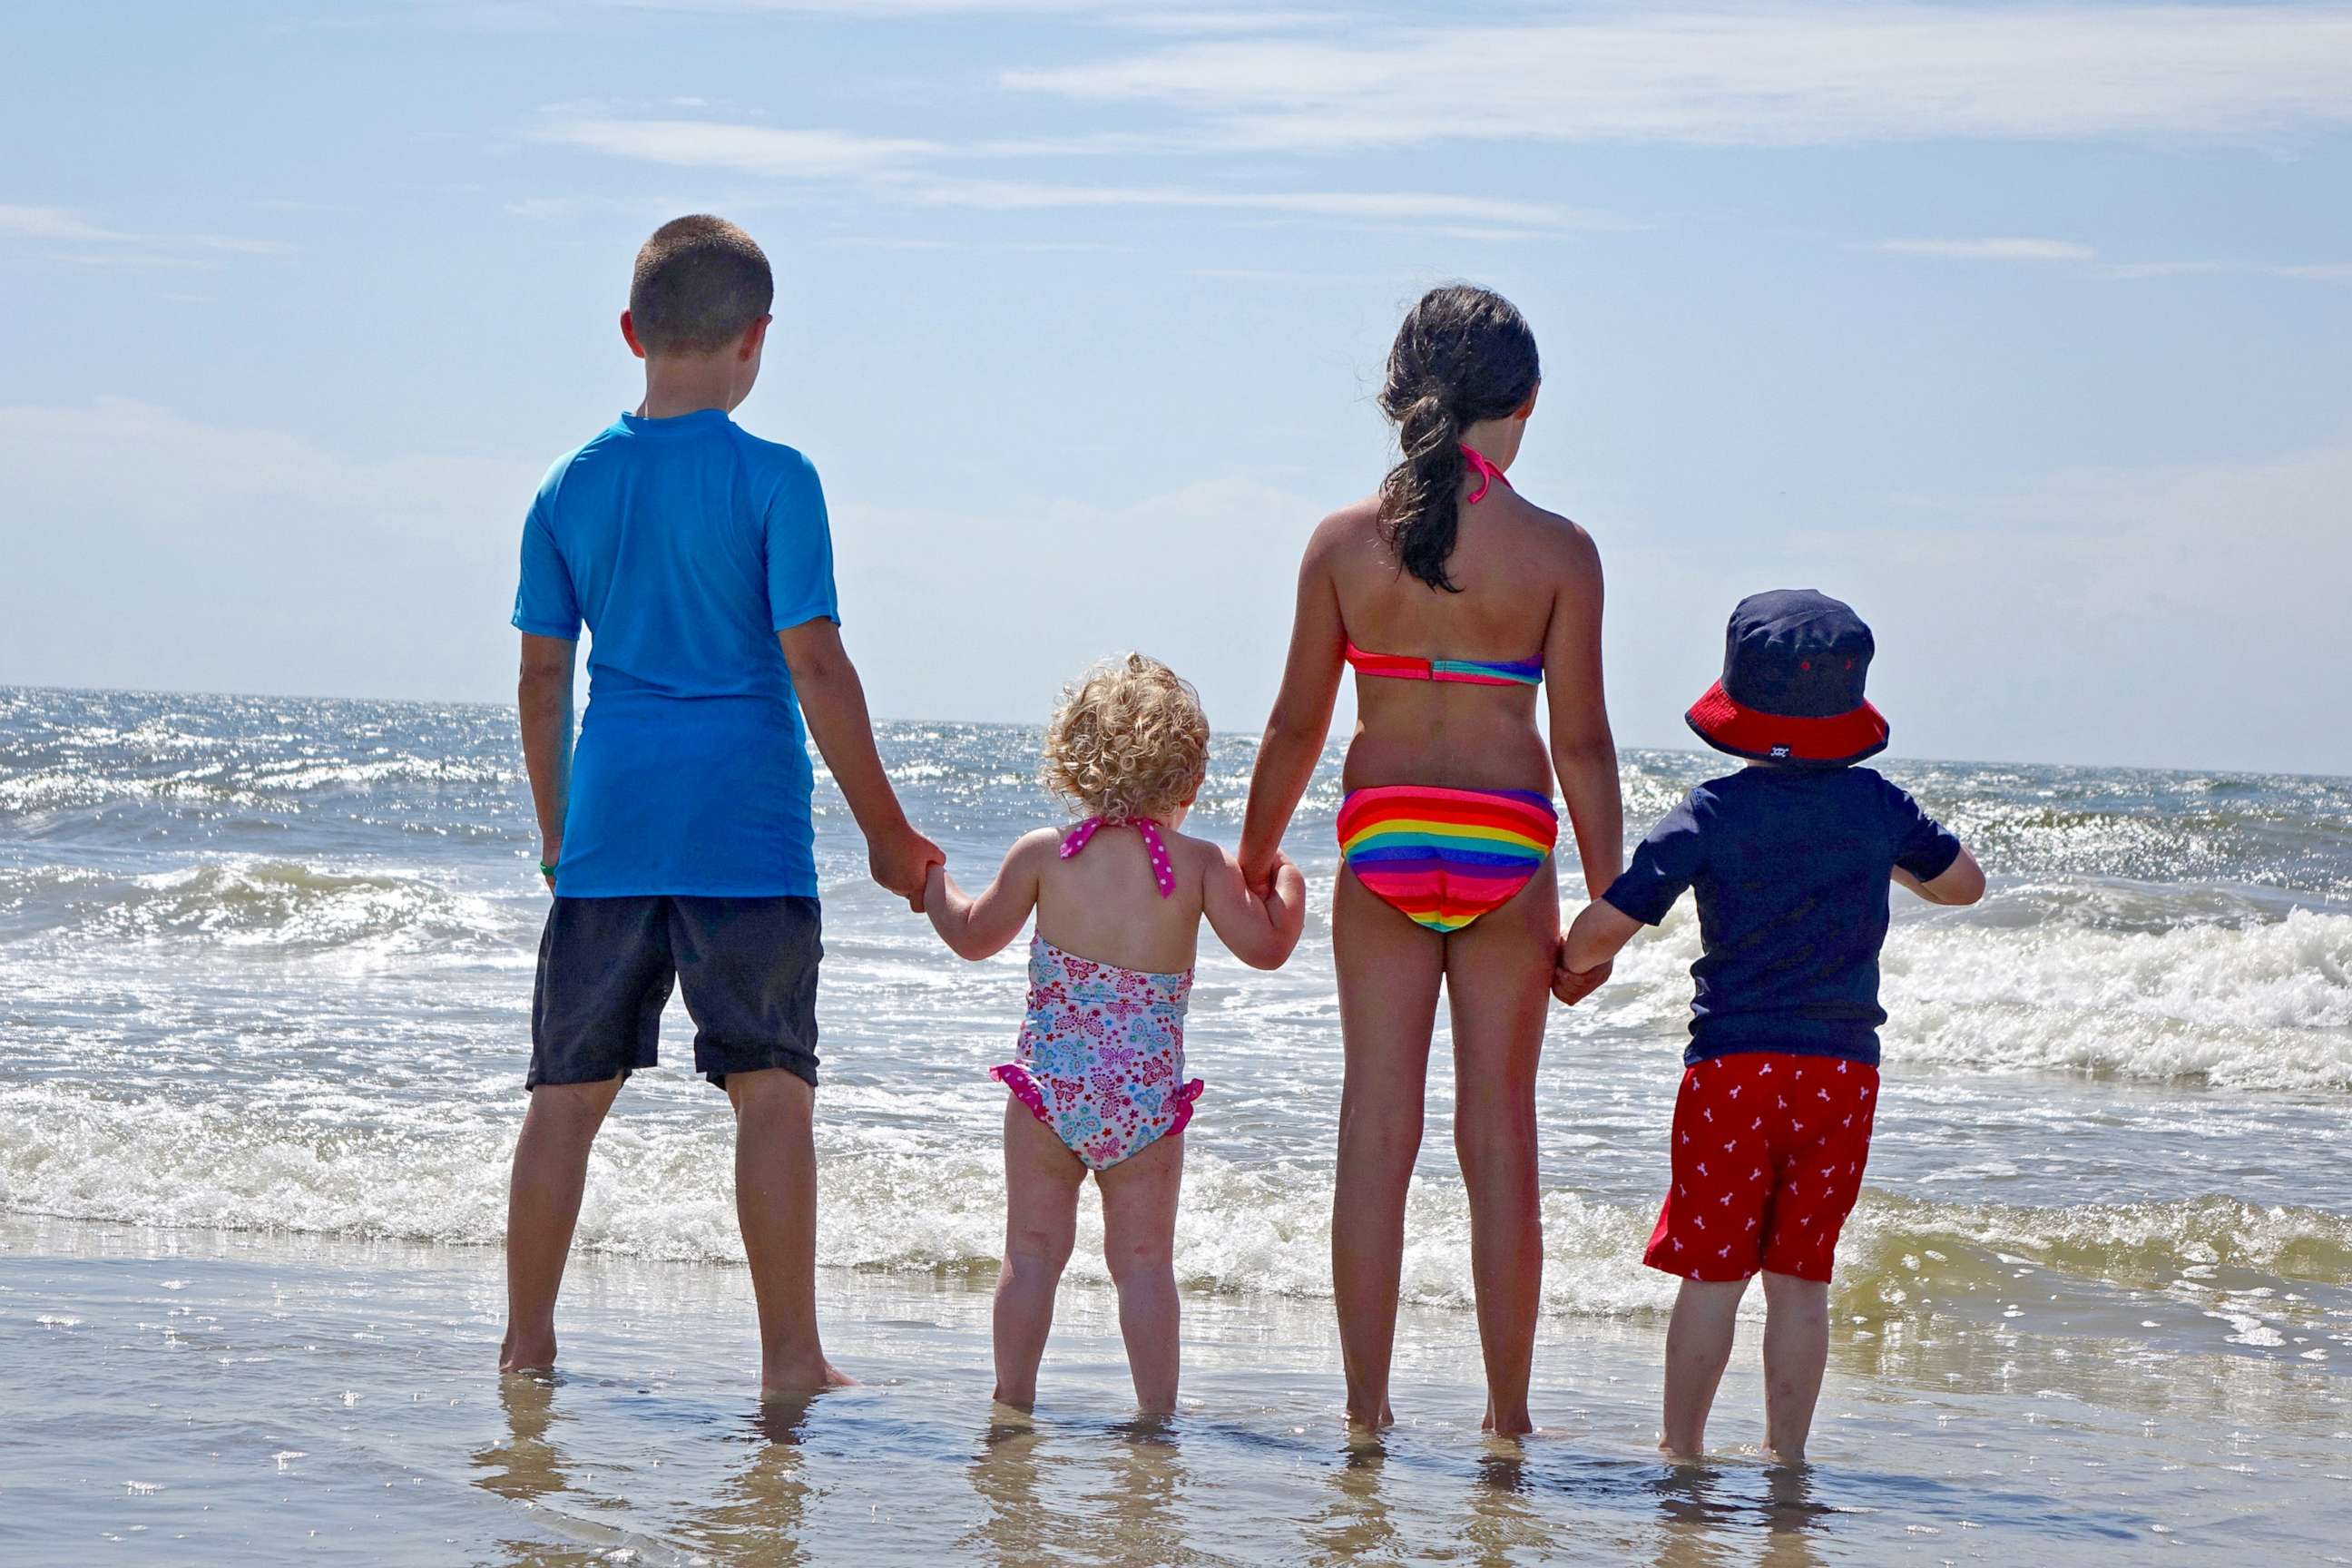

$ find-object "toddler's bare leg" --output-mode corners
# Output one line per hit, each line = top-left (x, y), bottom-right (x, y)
(1660, 1277), (1747, 1459)
(1759, 1270), (1830, 1465)
(1098, 1131), (1186, 1416)
(995, 1099), (1083, 1409)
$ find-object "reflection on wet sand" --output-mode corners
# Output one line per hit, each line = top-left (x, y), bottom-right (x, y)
(1089, 1418), (1196, 1568)
(672, 1396), (822, 1565)
(965, 1407), (1063, 1566)
(1649, 1463), (1828, 1568)
(471, 1376), (827, 1566)
(965, 1408), (1206, 1568)
(471, 1375), (574, 1506)
(468, 1374), (618, 1568)
(1462, 1437), (1557, 1566)
(1304, 1432), (1404, 1566)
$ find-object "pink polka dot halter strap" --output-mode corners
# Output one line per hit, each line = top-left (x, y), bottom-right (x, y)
(1062, 817), (1176, 898)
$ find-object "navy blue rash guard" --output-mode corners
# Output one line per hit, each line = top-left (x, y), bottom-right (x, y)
(1602, 766), (1962, 1067)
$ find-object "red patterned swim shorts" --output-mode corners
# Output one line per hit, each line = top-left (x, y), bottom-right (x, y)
(1643, 1051), (1878, 1284)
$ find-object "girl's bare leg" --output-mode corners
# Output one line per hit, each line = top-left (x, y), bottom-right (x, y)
(1098, 1131), (1186, 1416)
(994, 1099), (1084, 1409)
(1442, 860), (1558, 1436)
(1330, 867), (1446, 1430)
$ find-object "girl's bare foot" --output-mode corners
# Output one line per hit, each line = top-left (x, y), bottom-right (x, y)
(760, 1358), (855, 1403)
(499, 1330), (558, 1374)
(1482, 1401), (1534, 1437)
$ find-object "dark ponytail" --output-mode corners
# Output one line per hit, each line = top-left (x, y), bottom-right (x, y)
(1377, 285), (1541, 593)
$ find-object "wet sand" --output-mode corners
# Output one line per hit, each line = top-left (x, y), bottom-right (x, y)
(5, 1214), (2346, 1565)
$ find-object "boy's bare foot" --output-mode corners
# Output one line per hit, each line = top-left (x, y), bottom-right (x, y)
(499, 1329), (559, 1374)
(760, 1358), (855, 1403)
(1657, 1437), (1709, 1465)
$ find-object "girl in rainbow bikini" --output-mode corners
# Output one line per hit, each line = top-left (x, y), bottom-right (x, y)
(1240, 285), (1624, 1436)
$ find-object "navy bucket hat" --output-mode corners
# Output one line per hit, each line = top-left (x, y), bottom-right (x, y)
(1685, 589), (1889, 768)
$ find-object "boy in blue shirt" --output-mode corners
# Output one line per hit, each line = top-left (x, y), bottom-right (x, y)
(1557, 590), (1983, 1465)
(502, 215), (943, 1400)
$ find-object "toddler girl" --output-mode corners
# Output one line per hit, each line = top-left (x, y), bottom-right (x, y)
(924, 653), (1307, 1416)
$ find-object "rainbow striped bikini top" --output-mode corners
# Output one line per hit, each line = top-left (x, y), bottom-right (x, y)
(1345, 643), (1544, 688)
(1344, 441), (1542, 688)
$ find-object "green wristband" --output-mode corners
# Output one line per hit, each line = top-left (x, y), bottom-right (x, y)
(539, 860), (558, 879)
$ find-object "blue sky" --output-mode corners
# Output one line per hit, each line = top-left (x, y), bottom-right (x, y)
(4, 2), (2348, 774)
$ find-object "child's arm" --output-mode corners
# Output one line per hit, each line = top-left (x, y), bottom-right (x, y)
(1202, 847), (1309, 970)
(1560, 898), (1643, 975)
(1883, 781), (1984, 907)
(1553, 790), (1705, 1005)
(778, 619), (944, 910)
(1895, 845), (1986, 906)
(925, 830), (1056, 961)
(1543, 524), (1624, 898)
(516, 633), (577, 888)
(1238, 531), (1348, 896)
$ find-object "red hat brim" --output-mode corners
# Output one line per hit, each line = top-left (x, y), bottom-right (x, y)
(1685, 681), (1889, 767)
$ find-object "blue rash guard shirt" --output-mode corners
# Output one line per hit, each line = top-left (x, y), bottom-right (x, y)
(1601, 766), (1963, 1066)
(512, 408), (838, 898)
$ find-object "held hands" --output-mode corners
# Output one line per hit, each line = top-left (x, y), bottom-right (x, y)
(1550, 945), (1612, 1008)
(1240, 846), (1284, 903)
(871, 824), (946, 913)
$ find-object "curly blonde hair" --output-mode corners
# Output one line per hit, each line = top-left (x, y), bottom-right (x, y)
(1040, 653), (1210, 822)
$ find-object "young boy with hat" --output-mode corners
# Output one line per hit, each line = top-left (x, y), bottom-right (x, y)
(1555, 589), (1984, 1465)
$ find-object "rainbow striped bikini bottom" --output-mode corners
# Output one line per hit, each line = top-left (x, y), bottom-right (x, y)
(1336, 785), (1560, 934)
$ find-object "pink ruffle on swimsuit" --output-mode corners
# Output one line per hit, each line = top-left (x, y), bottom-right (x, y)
(992, 818), (1202, 1172)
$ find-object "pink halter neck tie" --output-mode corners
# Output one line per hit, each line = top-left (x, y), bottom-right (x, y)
(1459, 441), (1512, 505)
(1062, 817), (1176, 898)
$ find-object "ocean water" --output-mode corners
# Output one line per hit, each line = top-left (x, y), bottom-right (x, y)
(3, 685), (2349, 1564)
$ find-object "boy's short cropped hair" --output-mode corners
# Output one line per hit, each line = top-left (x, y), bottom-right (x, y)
(629, 215), (774, 355)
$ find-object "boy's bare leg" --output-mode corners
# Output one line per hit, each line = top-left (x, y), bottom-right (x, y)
(1660, 1277), (1747, 1460)
(995, 1100), (1084, 1409)
(729, 1068), (852, 1399)
(1099, 1130), (1186, 1417)
(1759, 1270), (1830, 1465)
(502, 1075), (624, 1372)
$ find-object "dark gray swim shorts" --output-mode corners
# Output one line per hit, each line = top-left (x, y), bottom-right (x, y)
(528, 896), (822, 1090)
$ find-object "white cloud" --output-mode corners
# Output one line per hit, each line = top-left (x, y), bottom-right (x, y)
(1872, 238), (2352, 283)
(1003, 5), (2352, 151)
(534, 119), (946, 176)
(0, 203), (287, 261)
(534, 116), (1622, 232)
(1877, 237), (2097, 262)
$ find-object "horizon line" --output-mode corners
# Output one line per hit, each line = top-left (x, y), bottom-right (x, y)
(0, 680), (2339, 787)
